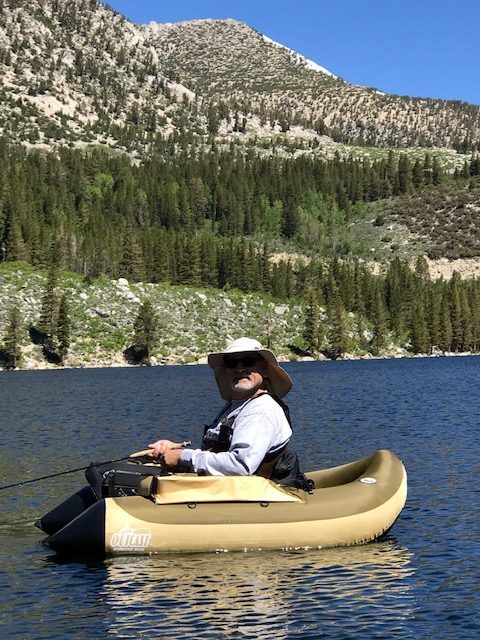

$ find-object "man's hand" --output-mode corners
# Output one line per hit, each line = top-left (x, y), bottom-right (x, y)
(147, 439), (180, 458)
(161, 448), (184, 469)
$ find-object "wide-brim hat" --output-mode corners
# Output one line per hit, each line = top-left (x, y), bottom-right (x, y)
(208, 337), (292, 400)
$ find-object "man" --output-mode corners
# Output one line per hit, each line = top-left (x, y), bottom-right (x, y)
(148, 337), (307, 487)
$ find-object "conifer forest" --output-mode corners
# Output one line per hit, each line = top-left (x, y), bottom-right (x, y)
(1, 137), (480, 363)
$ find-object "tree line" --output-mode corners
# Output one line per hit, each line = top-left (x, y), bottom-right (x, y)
(0, 262), (157, 369)
(1, 139), (468, 281)
(301, 256), (480, 358)
(3, 254), (480, 369)
(1, 140), (480, 363)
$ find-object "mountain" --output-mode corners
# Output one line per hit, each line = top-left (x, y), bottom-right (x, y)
(351, 175), (480, 262)
(145, 18), (480, 149)
(0, 0), (479, 156)
(3, 1), (480, 370)
(0, 0), (198, 153)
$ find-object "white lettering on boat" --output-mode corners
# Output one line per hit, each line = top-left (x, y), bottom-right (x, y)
(110, 526), (152, 551)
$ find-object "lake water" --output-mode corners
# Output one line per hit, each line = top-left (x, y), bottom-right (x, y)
(0, 357), (479, 639)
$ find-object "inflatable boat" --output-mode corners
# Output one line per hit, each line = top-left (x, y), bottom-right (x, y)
(37, 449), (407, 556)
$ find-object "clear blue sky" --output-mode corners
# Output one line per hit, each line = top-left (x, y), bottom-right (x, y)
(107, 0), (480, 106)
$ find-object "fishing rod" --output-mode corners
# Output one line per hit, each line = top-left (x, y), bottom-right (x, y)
(0, 441), (191, 491)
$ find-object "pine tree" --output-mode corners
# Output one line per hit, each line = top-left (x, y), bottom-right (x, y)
(131, 299), (158, 365)
(120, 224), (145, 282)
(412, 158), (424, 188)
(352, 261), (368, 347)
(151, 229), (171, 283)
(200, 233), (219, 287)
(7, 220), (29, 262)
(397, 155), (413, 194)
(207, 104), (220, 134)
(189, 176), (210, 224)
(270, 263), (288, 298)
(174, 232), (189, 285)
(438, 288), (453, 352)
(410, 300), (430, 354)
(414, 256), (429, 281)
(303, 289), (323, 354)
(459, 288), (472, 351)
(370, 288), (388, 356)
(423, 153), (433, 185)
(323, 269), (340, 315)
(259, 244), (271, 292)
(185, 236), (202, 286)
(449, 272), (463, 351)
(385, 257), (410, 338)
(2, 305), (23, 369)
(328, 296), (349, 359)
(432, 157), (443, 185)
(57, 293), (70, 366)
(282, 190), (299, 238)
(240, 241), (257, 292)
(468, 282), (480, 351)
(426, 287), (441, 352)
(39, 261), (60, 340)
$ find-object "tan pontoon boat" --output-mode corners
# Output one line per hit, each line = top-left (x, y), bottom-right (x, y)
(38, 449), (407, 556)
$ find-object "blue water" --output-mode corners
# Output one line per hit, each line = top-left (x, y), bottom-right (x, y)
(0, 357), (479, 639)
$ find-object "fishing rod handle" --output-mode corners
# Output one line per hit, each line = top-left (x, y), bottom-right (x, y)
(130, 441), (191, 458)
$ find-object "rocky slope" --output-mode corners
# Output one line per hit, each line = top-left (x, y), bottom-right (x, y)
(7, 258), (480, 372)
(0, 0), (478, 157)
(0, 262), (308, 369)
(350, 175), (480, 261)
(0, 0), (196, 154)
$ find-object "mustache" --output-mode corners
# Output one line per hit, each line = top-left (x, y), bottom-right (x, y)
(232, 373), (252, 382)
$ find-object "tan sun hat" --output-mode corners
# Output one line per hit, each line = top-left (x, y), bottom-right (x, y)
(208, 337), (292, 400)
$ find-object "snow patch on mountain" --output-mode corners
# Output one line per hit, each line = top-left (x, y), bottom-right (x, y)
(262, 34), (337, 78)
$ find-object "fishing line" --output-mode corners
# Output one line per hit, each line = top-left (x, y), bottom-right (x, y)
(0, 455), (140, 491)
(0, 441), (191, 491)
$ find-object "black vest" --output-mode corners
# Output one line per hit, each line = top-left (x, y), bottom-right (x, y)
(202, 393), (311, 491)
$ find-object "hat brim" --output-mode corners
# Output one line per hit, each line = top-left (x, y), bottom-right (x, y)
(208, 347), (277, 369)
(208, 348), (292, 400)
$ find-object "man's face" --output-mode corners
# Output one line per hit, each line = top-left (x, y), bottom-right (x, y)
(223, 354), (267, 400)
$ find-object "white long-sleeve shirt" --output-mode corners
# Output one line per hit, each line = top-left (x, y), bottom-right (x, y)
(179, 393), (292, 476)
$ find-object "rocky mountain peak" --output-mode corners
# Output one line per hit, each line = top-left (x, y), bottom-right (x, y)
(0, 0), (478, 155)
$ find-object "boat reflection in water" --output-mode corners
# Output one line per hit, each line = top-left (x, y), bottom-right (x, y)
(99, 540), (417, 639)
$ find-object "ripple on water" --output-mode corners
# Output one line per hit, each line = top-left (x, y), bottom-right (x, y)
(1, 360), (480, 638)
(61, 543), (416, 640)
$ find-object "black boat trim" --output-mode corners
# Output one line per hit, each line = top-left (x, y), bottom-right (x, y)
(46, 500), (106, 557)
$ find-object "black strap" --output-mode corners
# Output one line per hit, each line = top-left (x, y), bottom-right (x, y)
(202, 392), (291, 454)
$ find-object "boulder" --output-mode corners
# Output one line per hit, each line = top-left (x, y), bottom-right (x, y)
(274, 305), (289, 315)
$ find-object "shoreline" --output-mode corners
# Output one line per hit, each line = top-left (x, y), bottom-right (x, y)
(2, 262), (480, 375)
(1, 350), (478, 373)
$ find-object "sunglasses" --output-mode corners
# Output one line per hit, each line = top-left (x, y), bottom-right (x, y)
(223, 355), (263, 369)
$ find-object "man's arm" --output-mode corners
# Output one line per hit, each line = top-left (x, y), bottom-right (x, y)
(179, 399), (291, 475)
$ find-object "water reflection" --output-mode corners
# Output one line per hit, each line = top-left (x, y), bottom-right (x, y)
(99, 541), (416, 639)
